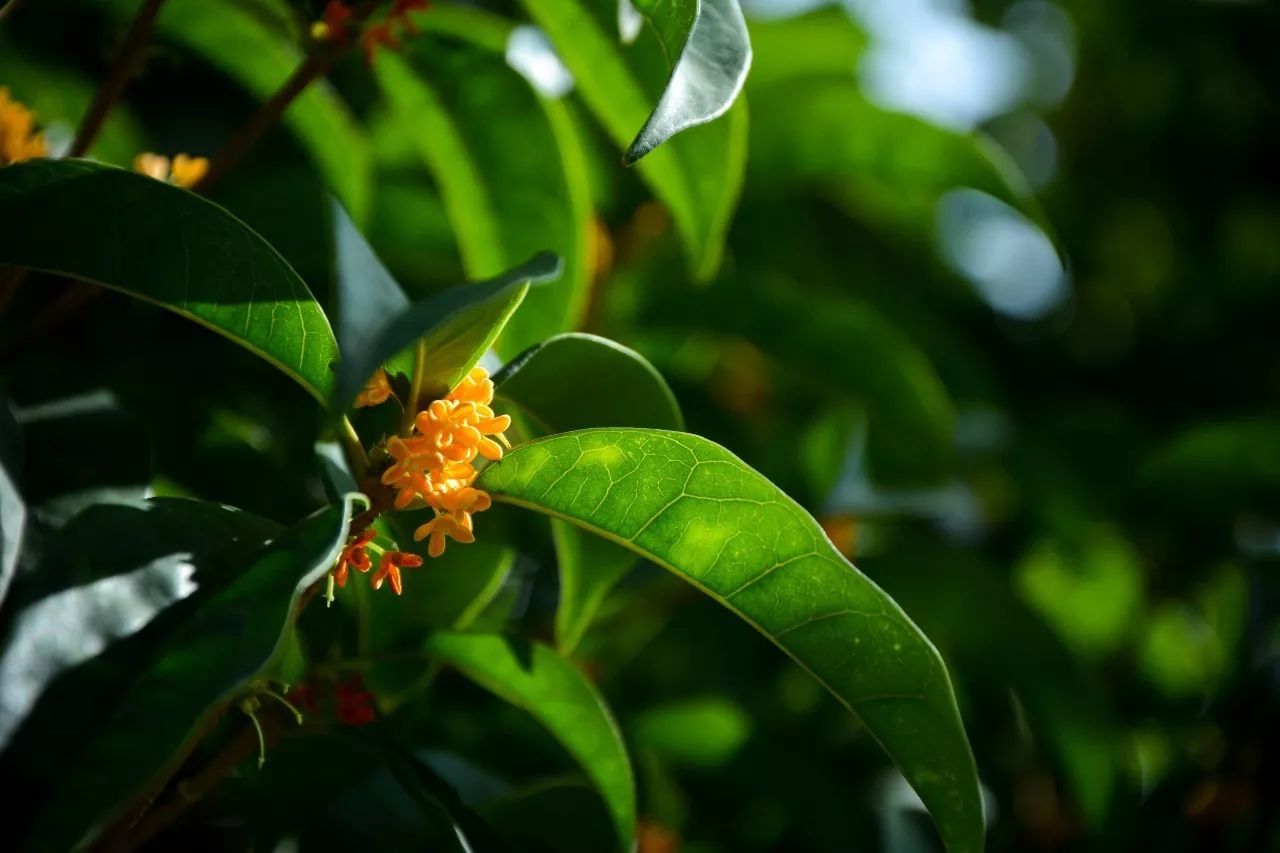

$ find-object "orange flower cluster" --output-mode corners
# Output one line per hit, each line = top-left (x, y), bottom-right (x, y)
(0, 88), (47, 165)
(333, 527), (423, 595)
(312, 0), (430, 64)
(133, 152), (209, 188)
(381, 366), (511, 557)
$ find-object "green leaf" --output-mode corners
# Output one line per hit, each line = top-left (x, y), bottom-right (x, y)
(478, 429), (982, 853)
(549, 525), (635, 656)
(494, 333), (684, 433)
(375, 13), (592, 357)
(359, 536), (516, 707)
(330, 198), (411, 355)
(495, 333), (684, 652)
(623, 0), (752, 164)
(23, 494), (362, 853)
(0, 160), (339, 403)
(521, 0), (748, 279)
(871, 543), (1119, 826)
(425, 632), (636, 852)
(333, 252), (561, 410)
(99, 0), (373, 221)
(480, 778), (619, 853)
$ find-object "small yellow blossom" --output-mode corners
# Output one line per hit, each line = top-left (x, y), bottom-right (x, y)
(0, 88), (47, 166)
(380, 366), (511, 558)
(132, 152), (209, 188)
(355, 368), (394, 408)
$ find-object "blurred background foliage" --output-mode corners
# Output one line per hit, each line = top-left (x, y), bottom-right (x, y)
(2, 0), (1279, 849)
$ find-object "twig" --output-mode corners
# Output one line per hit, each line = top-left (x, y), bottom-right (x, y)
(101, 713), (284, 853)
(400, 340), (427, 433)
(71, 0), (168, 157)
(0, 0), (30, 24)
(193, 0), (382, 194)
(339, 416), (370, 480)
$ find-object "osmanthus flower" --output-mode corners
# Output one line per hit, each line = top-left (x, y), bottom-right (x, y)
(355, 367), (394, 408)
(0, 87), (47, 165)
(133, 152), (209, 188)
(332, 527), (375, 588)
(310, 0), (352, 41)
(371, 549), (423, 595)
(332, 527), (422, 595)
(380, 366), (511, 558)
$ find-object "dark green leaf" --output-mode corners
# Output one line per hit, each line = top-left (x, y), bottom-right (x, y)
(479, 778), (619, 853)
(425, 632), (636, 852)
(333, 252), (561, 410)
(24, 494), (362, 852)
(494, 333), (684, 433)
(330, 198), (411, 356)
(495, 333), (684, 652)
(478, 429), (982, 853)
(624, 0), (752, 164)
(0, 160), (339, 403)
(521, 0), (747, 279)
(375, 13), (592, 357)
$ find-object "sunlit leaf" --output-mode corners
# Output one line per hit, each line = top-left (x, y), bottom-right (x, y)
(425, 631), (636, 852)
(478, 429), (982, 852)
(333, 252), (561, 410)
(623, 0), (752, 164)
(0, 160), (339, 403)
(521, 0), (747, 279)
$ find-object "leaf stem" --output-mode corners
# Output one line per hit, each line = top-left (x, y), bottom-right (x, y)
(71, 0), (169, 157)
(401, 339), (427, 434)
(339, 415), (370, 479)
(193, 0), (383, 194)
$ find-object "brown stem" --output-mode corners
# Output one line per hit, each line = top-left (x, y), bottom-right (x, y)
(0, 0), (31, 24)
(193, 0), (382, 194)
(71, 0), (169, 157)
(99, 712), (287, 853)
